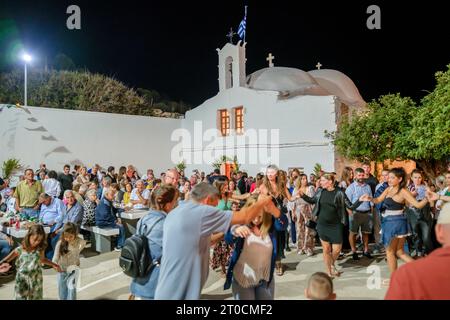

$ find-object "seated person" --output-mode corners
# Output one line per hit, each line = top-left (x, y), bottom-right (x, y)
(5, 188), (16, 214)
(95, 188), (125, 251)
(130, 180), (150, 209)
(0, 232), (13, 262)
(0, 194), (7, 213)
(38, 193), (66, 226)
(47, 190), (84, 259)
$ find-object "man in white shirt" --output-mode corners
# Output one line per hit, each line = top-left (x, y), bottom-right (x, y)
(38, 193), (66, 225)
(42, 171), (62, 198)
(130, 180), (150, 209)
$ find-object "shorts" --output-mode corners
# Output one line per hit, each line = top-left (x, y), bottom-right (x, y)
(381, 214), (411, 247)
(349, 212), (372, 234)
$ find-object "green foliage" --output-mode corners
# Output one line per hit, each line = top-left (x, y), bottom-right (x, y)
(2, 158), (22, 179)
(232, 156), (240, 173)
(402, 65), (450, 161)
(331, 64), (450, 178)
(212, 156), (232, 170)
(334, 94), (417, 163)
(0, 69), (190, 117)
(176, 161), (186, 172)
(212, 155), (242, 172)
(313, 163), (323, 177)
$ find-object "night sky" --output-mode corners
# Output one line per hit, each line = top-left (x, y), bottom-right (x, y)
(0, 0), (449, 106)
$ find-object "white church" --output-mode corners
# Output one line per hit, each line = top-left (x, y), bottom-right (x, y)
(0, 41), (366, 177)
(179, 41), (366, 175)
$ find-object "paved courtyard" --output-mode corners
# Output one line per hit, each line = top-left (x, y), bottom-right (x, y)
(0, 243), (392, 300)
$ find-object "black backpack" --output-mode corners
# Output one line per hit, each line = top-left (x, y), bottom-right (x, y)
(119, 216), (163, 279)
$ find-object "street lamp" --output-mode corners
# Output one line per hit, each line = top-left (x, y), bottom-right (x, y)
(21, 53), (32, 106)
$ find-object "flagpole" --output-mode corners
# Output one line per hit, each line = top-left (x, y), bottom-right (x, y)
(244, 5), (248, 43)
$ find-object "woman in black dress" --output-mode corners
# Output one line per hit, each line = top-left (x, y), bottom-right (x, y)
(298, 173), (367, 277)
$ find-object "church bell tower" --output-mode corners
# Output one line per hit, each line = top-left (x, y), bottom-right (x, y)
(217, 40), (247, 92)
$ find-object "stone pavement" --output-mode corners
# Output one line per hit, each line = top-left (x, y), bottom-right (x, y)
(0, 244), (393, 300)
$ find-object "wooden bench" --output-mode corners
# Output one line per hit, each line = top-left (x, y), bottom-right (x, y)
(81, 226), (119, 253)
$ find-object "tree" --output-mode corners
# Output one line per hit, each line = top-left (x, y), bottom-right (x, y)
(330, 65), (450, 179)
(313, 163), (323, 177)
(332, 94), (416, 163)
(2, 158), (22, 179)
(399, 65), (450, 178)
(0, 69), (183, 118)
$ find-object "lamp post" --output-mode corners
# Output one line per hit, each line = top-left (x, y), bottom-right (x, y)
(21, 53), (32, 106)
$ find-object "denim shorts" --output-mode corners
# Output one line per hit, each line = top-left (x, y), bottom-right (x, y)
(381, 215), (411, 247)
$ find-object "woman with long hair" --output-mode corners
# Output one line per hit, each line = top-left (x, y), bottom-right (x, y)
(224, 195), (287, 300)
(129, 184), (179, 300)
(73, 167), (90, 188)
(298, 173), (366, 278)
(288, 169), (301, 194)
(259, 165), (293, 276)
(370, 167), (429, 274)
(292, 174), (316, 256)
(339, 167), (354, 190)
(250, 173), (265, 194)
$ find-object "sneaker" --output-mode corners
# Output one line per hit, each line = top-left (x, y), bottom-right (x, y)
(306, 250), (314, 257)
(372, 244), (380, 254)
(114, 247), (122, 252)
(352, 252), (359, 260)
(363, 251), (373, 259)
(297, 249), (305, 255)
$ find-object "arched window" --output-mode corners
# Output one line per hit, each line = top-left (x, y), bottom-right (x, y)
(225, 56), (233, 89)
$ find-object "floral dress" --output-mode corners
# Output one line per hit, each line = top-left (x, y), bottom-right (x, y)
(210, 199), (234, 271)
(82, 199), (97, 226)
(293, 186), (316, 253)
(14, 246), (43, 300)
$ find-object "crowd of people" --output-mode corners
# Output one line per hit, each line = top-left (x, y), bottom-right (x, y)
(0, 161), (449, 300)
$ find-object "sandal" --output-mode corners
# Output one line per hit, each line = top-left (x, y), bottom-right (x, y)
(331, 265), (342, 277)
(276, 262), (284, 276)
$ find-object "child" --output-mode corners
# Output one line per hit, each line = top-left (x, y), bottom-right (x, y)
(0, 224), (61, 300)
(305, 272), (336, 300)
(53, 222), (86, 300)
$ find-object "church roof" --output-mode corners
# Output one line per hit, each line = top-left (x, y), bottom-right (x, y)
(247, 67), (329, 98)
(246, 67), (366, 107)
(308, 69), (366, 108)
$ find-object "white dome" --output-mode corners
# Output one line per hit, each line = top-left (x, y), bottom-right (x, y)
(247, 67), (329, 97)
(308, 69), (366, 107)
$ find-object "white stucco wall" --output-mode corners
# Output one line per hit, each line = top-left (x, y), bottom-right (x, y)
(0, 105), (181, 176)
(180, 87), (337, 176)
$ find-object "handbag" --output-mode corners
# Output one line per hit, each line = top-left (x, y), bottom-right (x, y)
(305, 219), (317, 230)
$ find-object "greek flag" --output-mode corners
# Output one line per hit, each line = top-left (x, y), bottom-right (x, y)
(237, 6), (247, 41)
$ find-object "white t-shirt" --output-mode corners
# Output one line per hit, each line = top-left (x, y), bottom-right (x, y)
(233, 233), (273, 288)
(130, 188), (150, 209)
